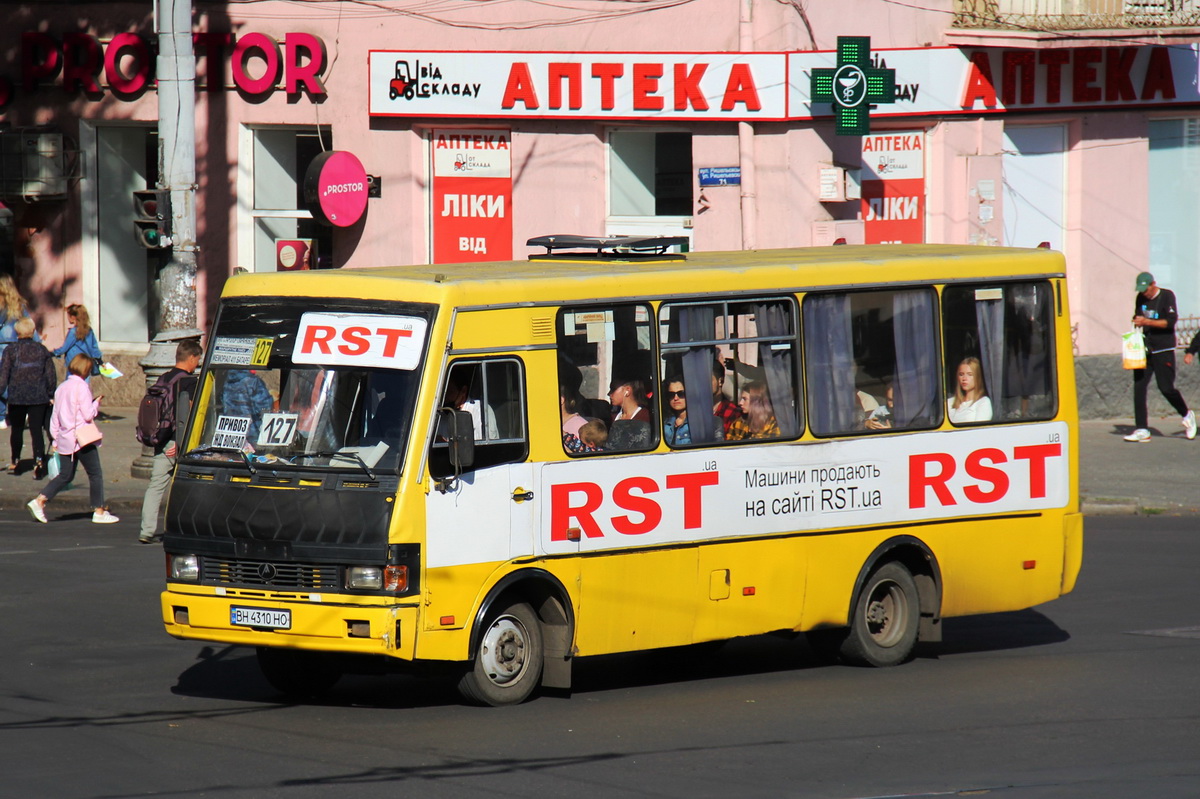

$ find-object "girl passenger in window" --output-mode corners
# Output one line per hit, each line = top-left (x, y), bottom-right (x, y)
(948, 356), (993, 424)
(728, 381), (779, 440)
(608, 378), (650, 422)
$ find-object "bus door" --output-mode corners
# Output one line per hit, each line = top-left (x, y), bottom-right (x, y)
(424, 359), (535, 612)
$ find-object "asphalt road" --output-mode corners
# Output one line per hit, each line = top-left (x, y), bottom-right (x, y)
(1, 514), (1198, 799)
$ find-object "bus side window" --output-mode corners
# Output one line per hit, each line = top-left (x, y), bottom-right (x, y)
(429, 358), (527, 477)
(804, 288), (940, 437)
(942, 282), (1057, 424)
(557, 304), (657, 455)
(660, 297), (800, 446)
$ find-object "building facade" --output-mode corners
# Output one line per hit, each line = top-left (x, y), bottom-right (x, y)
(1, 0), (1198, 389)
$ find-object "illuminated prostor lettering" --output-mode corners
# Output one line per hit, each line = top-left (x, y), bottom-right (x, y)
(550, 471), (720, 541)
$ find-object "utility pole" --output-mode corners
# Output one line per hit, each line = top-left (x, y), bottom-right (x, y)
(132, 0), (201, 478)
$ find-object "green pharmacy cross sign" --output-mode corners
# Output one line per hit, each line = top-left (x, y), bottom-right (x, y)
(810, 36), (897, 136)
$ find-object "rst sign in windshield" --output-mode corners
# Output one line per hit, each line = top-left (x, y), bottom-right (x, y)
(292, 313), (428, 370)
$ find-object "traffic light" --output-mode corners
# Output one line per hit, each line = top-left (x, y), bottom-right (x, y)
(133, 189), (172, 248)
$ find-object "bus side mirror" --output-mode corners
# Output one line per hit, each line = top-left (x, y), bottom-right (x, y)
(438, 408), (475, 470)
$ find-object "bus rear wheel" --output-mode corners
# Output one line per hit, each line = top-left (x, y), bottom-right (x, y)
(256, 647), (342, 698)
(840, 561), (919, 668)
(458, 601), (543, 706)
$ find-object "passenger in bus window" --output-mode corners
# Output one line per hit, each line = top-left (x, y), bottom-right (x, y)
(865, 384), (894, 430)
(711, 359), (742, 435)
(578, 419), (608, 450)
(608, 378), (650, 422)
(947, 357), (993, 423)
(559, 383), (588, 439)
(727, 381), (779, 440)
(663, 376), (724, 446)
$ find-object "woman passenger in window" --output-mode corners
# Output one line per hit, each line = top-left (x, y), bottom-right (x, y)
(948, 356), (993, 423)
(609, 378), (650, 422)
(727, 381), (779, 440)
(663, 376), (724, 446)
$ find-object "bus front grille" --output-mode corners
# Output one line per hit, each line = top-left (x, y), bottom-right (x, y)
(201, 558), (341, 590)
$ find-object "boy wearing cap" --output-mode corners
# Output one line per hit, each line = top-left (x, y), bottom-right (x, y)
(1126, 271), (1195, 442)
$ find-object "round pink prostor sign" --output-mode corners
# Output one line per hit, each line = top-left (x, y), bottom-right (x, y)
(304, 150), (369, 227)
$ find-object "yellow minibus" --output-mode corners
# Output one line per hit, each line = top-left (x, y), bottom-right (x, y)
(160, 238), (1082, 705)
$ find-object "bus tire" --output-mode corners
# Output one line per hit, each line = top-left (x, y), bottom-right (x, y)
(256, 647), (342, 698)
(458, 601), (543, 706)
(840, 561), (919, 668)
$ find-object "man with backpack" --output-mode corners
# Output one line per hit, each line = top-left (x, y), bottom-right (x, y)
(138, 340), (203, 544)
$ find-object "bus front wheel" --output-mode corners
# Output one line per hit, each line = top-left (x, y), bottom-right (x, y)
(841, 561), (919, 668)
(256, 646), (342, 698)
(458, 601), (543, 706)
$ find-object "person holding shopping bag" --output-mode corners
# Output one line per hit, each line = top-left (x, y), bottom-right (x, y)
(26, 354), (119, 524)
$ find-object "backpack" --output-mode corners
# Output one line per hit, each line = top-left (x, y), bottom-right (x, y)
(136, 370), (189, 446)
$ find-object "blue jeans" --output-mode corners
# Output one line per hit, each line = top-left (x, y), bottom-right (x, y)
(42, 444), (106, 509)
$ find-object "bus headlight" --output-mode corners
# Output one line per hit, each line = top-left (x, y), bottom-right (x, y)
(346, 565), (408, 592)
(170, 554), (200, 582)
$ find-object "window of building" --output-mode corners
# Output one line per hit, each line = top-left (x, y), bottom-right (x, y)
(242, 127), (334, 272)
(430, 358), (526, 477)
(942, 282), (1056, 424)
(1149, 118), (1200, 313)
(804, 288), (941, 436)
(609, 131), (693, 217)
(659, 297), (800, 446)
(557, 304), (656, 455)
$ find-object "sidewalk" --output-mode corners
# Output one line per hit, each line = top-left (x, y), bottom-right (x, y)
(0, 409), (1193, 517)
(0, 407), (150, 518)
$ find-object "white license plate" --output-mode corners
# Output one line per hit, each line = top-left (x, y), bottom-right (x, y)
(230, 606), (291, 630)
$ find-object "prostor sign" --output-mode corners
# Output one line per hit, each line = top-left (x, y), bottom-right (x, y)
(0, 30), (327, 109)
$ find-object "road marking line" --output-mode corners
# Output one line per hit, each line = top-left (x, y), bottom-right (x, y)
(48, 546), (115, 552)
(1127, 626), (1200, 639)
(0, 550), (38, 555)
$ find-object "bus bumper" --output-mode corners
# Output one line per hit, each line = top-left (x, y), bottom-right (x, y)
(160, 588), (421, 659)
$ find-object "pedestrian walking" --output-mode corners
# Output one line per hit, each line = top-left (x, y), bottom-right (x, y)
(52, 303), (103, 375)
(139, 340), (202, 543)
(26, 354), (119, 524)
(0, 274), (41, 431)
(1125, 271), (1196, 443)
(0, 316), (56, 477)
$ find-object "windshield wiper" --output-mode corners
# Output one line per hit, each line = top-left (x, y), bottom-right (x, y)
(183, 445), (254, 474)
(305, 451), (377, 480)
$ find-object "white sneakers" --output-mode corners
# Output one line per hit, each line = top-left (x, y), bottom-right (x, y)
(26, 498), (47, 523)
(26, 499), (119, 524)
(1125, 413), (1198, 442)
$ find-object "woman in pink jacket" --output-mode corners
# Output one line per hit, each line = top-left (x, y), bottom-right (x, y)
(26, 354), (118, 524)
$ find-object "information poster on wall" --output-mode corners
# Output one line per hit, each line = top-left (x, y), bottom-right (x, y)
(860, 132), (925, 244)
(431, 128), (512, 263)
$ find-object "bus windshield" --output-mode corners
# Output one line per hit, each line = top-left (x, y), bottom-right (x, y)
(182, 299), (432, 474)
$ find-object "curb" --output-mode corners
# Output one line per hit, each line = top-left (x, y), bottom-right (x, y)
(0, 493), (147, 517)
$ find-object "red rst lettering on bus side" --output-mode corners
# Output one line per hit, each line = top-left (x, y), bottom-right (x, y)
(909, 452), (957, 509)
(665, 471), (720, 529)
(550, 482), (604, 541)
(1013, 443), (1061, 498)
(376, 326), (414, 357)
(300, 324), (336, 355)
(611, 476), (661, 534)
(338, 326), (371, 355)
(963, 447), (1009, 503)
